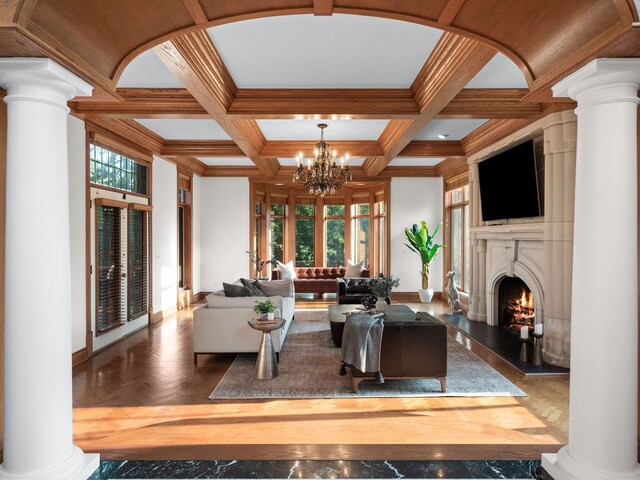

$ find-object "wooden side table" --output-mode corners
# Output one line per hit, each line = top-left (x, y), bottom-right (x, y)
(247, 318), (285, 379)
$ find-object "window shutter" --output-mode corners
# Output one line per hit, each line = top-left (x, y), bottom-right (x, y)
(128, 206), (151, 321)
(96, 205), (127, 334)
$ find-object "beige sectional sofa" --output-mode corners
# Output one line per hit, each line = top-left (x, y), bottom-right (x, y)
(193, 279), (295, 364)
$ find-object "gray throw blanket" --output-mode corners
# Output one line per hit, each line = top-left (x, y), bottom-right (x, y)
(340, 313), (384, 374)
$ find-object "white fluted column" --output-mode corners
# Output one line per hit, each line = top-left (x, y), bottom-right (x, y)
(543, 58), (640, 480)
(0, 59), (98, 480)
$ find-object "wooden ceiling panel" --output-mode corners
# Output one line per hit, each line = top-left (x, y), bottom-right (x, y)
(333, 0), (446, 22)
(199, 0), (313, 21)
(452, 0), (630, 86)
(30, 0), (195, 80)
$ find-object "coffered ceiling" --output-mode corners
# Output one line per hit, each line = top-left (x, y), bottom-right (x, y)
(7, 0), (634, 182)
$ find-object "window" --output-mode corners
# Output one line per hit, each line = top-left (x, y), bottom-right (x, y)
(446, 185), (470, 291)
(269, 202), (286, 264)
(295, 204), (314, 267)
(90, 142), (148, 195)
(325, 204), (345, 267)
(375, 198), (386, 274)
(353, 203), (370, 267)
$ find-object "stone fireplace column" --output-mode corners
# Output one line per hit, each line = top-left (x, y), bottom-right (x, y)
(468, 162), (486, 321)
(543, 58), (640, 480)
(0, 59), (99, 479)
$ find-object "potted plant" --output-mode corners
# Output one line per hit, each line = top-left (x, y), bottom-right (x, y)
(246, 250), (272, 280)
(404, 221), (444, 303)
(369, 274), (400, 312)
(254, 298), (277, 320)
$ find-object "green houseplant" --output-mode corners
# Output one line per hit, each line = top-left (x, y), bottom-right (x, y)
(254, 299), (277, 320)
(404, 220), (444, 303)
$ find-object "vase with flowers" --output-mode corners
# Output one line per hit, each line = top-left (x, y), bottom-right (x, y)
(369, 274), (400, 312)
(246, 250), (272, 280)
(253, 299), (278, 321)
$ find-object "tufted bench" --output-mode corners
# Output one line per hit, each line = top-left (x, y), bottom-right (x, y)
(272, 267), (370, 296)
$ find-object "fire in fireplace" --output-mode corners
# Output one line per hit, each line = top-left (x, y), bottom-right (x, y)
(498, 277), (535, 336)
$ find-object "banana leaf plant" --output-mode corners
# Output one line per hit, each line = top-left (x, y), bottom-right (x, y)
(404, 221), (444, 290)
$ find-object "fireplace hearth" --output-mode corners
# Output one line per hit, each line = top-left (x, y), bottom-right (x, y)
(499, 277), (535, 337)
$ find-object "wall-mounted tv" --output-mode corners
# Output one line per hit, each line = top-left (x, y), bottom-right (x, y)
(478, 139), (544, 222)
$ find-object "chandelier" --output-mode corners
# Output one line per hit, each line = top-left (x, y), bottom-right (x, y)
(292, 123), (352, 197)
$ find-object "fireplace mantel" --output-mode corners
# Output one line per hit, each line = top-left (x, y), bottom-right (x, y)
(466, 111), (576, 368)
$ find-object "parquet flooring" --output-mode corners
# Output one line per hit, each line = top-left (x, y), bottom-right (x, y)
(72, 299), (569, 461)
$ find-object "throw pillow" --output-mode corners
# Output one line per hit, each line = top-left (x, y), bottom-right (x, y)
(240, 278), (265, 297)
(222, 282), (251, 297)
(259, 279), (294, 298)
(345, 259), (365, 277)
(276, 260), (297, 280)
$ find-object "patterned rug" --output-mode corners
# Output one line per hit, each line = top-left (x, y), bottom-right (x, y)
(209, 310), (525, 399)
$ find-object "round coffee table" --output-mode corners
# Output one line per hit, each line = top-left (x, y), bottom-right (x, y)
(248, 318), (285, 379)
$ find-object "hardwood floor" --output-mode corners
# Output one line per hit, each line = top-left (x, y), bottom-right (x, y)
(72, 299), (568, 461)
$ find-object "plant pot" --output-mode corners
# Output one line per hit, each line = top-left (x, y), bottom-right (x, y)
(267, 312), (275, 320)
(375, 298), (387, 312)
(419, 288), (434, 303)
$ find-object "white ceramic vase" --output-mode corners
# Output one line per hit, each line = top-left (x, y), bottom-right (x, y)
(267, 312), (275, 320)
(375, 298), (387, 312)
(419, 288), (434, 303)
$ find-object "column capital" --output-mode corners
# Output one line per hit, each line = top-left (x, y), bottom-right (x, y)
(0, 58), (92, 105)
(553, 58), (640, 104)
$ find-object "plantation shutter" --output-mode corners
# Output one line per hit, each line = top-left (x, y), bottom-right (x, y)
(96, 202), (127, 334)
(128, 204), (151, 321)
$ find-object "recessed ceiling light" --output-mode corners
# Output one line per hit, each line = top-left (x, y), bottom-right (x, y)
(275, 183), (284, 186)
(436, 133), (450, 140)
(356, 183), (365, 186)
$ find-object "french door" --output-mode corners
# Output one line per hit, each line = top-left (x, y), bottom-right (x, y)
(92, 191), (151, 350)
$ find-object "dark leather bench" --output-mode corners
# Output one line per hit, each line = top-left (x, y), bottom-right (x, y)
(348, 307), (448, 393)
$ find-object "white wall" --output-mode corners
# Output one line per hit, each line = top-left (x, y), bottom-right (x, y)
(152, 155), (178, 313)
(67, 115), (87, 352)
(191, 174), (202, 295)
(199, 177), (250, 292)
(390, 177), (444, 293)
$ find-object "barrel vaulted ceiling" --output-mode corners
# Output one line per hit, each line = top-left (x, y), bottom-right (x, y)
(1, 0), (638, 180)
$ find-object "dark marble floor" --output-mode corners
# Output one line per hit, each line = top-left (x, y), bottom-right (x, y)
(440, 314), (569, 375)
(89, 459), (554, 479)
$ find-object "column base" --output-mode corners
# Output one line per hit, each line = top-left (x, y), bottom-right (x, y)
(0, 448), (99, 480)
(543, 450), (640, 480)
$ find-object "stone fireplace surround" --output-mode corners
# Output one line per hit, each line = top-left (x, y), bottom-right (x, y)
(467, 111), (576, 368)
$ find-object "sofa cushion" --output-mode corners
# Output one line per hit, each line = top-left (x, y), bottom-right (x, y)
(345, 259), (364, 277)
(259, 279), (294, 297)
(277, 260), (297, 279)
(281, 296), (295, 322)
(223, 283), (251, 297)
(240, 278), (265, 297)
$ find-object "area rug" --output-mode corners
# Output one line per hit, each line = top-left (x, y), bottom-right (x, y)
(209, 310), (525, 399)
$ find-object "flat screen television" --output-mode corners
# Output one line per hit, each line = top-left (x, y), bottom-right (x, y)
(478, 139), (543, 222)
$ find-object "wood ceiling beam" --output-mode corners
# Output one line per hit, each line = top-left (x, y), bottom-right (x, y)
(154, 31), (278, 176)
(313, 0), (334, 16)
(70, 88), (547, 120)
(398, 141), (465, 158)
(363, 32), (496, 177)
(203, 165), (439, 179)
(437, 0), (467, 25)
(161, 140), (244, 157)
(181, 0), (208, 24)
(85, 117), (164, 155)
(435, 157), (468, 179)
(156, 139), (467, 158)
(259, 141), (383, 159)
(228, 89), (419, 119)
(461, 118), (533, 156)
(439, 89), (542, 119)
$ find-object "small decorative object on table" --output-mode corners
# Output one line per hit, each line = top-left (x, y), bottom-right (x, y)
(253, 299), (277, 321)
(519, 325), (529, 362)
(361, 295), (378, 311)
(246, 250), (272, 280)
(532, 323), (544, 366)
(445, 271), (463, 314)
(369, 274), (400, 313)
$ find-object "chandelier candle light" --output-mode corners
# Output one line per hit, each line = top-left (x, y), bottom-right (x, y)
(293, 123), (352, 197)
